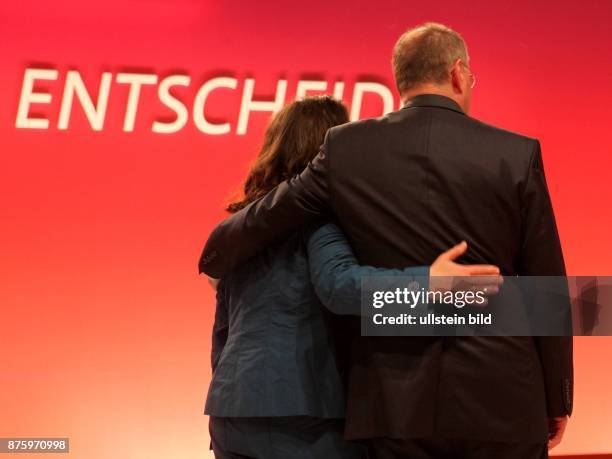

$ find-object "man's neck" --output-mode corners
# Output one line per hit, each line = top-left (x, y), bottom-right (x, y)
(401, 85), (458, 107)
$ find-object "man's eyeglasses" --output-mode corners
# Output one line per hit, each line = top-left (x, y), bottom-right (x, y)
(460, 61), (476, 89)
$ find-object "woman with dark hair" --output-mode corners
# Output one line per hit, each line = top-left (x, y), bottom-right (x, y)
(204, 96), (500, 459)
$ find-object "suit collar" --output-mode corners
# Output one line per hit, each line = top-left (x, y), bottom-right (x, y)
(401, 93), (465, 115)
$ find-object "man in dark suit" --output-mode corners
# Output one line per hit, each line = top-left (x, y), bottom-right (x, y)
(199, 22), (573, 458)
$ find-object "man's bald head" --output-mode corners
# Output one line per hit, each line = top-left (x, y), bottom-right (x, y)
(392, 22), (469, 95)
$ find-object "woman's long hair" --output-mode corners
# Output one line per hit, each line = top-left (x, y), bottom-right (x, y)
(227, 95), (349, 213)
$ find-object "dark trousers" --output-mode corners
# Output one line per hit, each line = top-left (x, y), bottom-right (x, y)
(209, 416), (367, 459)
(370, 438), (547, 459)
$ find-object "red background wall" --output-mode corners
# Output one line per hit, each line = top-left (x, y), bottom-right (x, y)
(1, 1), (611, 457)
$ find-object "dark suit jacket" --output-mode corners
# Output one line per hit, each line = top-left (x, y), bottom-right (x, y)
(205, 222), (428, 418)
(199, 94), (573, 442)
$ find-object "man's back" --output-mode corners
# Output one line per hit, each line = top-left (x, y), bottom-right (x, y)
(199, 94), (572, 444)
(315, 94), (567, 442)
(200, 20), (574, 455)
(327, 94), (554, 275)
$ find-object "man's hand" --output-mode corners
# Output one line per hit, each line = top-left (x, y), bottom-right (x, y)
(548, 416), (568, 450)
(429, 241), (502, 296)
(207, 276), (220, 290)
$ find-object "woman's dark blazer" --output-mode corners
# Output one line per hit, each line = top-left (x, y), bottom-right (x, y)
(204, 222), (428, 418)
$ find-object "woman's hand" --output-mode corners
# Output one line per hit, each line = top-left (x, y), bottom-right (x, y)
(430, 241), (503, 295)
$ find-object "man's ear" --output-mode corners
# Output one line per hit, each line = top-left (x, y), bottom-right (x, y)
(450, 59), (465, 94)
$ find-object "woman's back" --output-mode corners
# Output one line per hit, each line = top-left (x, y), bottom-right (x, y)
(205, 230), (346, 419)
